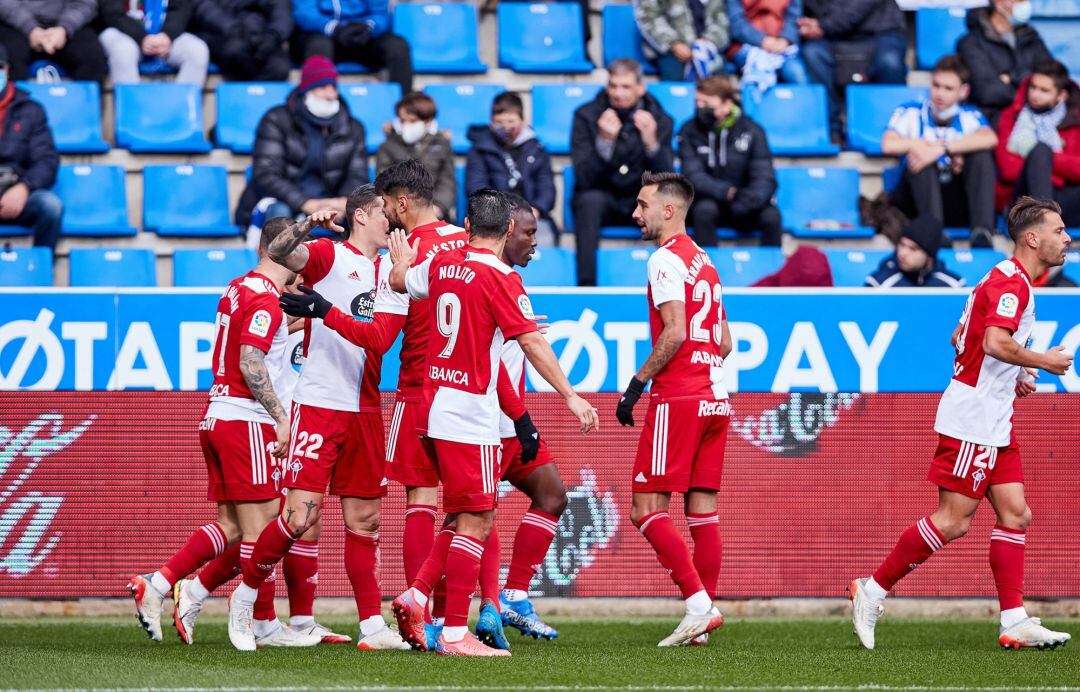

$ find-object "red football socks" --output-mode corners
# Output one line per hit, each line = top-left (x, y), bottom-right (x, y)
(504, 510), (559, 592)
(242, 517), (295, 589)
(444, 534), (484, 628)
(687, 512), (722, 600)
(413, 526), (454, 596)
(159, 522), (227, 585)
(283, 539), (318, 619)
(638, 511), (705, 600)
(239, 542), (276, 622)
(479, 524), (501, 606)
(345, 529), (381, 620)
(403, 504), (437, 585)
(990, 525), (1026, 611)
(872, 517), (945, 591)
(197, 542), (241, 591)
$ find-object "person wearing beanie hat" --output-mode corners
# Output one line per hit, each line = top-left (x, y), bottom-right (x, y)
(866, 214), (966, 288)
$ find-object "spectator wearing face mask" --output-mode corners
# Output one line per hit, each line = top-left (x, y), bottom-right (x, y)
(866, 214), (964, 288)
(235, 56), (369, 236)
(375, 92), (455, 220)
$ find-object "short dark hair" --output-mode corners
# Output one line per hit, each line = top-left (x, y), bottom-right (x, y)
(503, 191), (530, 214)
(466, 189), (512, 239)
(374, 159), (434, 204)
(607, 58), (644, 82)
(345, 184), (380, 232)
(932, 54), (970, 84)
(1008, 196), (1062, 242)
(641, 171), (695, 206)
(261, 216), (293, 252)
(396, 91), (437, 121)
(492, 91), (524, 118)
(1032, 59), (1072, 94)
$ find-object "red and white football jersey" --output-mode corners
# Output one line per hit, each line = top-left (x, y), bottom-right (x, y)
(646, 234), (727, 400)
(935, 257), (1035, 447)
(498, 338), (527, 438)
(205, 271), (288, 423)
(405, 245), (538, 445)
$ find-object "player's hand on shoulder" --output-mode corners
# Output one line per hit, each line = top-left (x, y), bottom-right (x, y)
(1041, 345), (1073, 377)
(389, 229), (419, 266)
(280, 285), (332, 319)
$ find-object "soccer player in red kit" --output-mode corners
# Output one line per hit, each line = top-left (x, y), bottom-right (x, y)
(388, 189), (599, 657)
(129, 217), (320, 648)
(616, 172), (730, 648)
(849, 197), (1073, 650)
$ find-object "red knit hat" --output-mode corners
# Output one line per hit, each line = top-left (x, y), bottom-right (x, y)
(299, 55), (338, 93)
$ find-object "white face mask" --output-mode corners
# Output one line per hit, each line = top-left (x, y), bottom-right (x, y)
(304, 92), (340, 119)
(931, 102), (960, 121)
(394, 119), (428, 145)
(1009, 0), (1032, 26)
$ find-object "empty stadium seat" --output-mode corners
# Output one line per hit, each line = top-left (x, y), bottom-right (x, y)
(424, 83), (503, 153)
(741, 85), (839, 156)
(602, 4), (657, 74)
(69, 248), (157, 287)
(174, 249), (258, 287)
(915, 7), (967, 70)
(776, 167), (874, 238)
(532, 83), (603, 155)
(1034, 0), (1080, 16)
(1063, 250), (1080, 283)
(498, 3), (593, 73)
(0, 247), (52, 287)
(1030, 18), (1080, 74)
(17, 81), (108, 153)
(54, 165), (136, 237)
(456, 165), (467, 219)
(647, 82), (694, 145)
(825, 249), (891, 287)
(597, 247), (652, 286)
(518, 247), (577, 286)
(115, 83), (211, 153)
(707, 247), (786, 286)
(938, 248), (1007, 286)
(340, 83), (401, 152)
(143, 165), (238, 237)
(215, 82), (292, 153)
(394, 3), (486, 73)
(845, 85), (928, 155)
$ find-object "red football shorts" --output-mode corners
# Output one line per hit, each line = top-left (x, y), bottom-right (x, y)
(199, 417), (281, 502)
(500, 436), (555, 485)
(284, 403), (387, 498)
(632, 396), (730, 493)
(385, 395), (439, 488)
(927, 433), (1023, 499)
(421, 437), (501, 513)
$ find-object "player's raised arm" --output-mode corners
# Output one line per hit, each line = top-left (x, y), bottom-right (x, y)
(279, 286), (405, 353)
(267, 209), (345, 271)
(617, 301), (686, 427)
(517, 331), (599, 433)
(237, 344), (290, 458)
(983, 327), (1073, 376)
(387, 229), (420, 294)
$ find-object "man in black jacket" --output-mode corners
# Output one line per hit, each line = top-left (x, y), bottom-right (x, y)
(865, 215), (964, 288)
(957, 1), (1053, 125)
(570, 58), (675, 286)
(236, 56), (369, 236)
(192, 0), (291, 82)
(0, 0), (106, 83)
(0, 49), (62, 249)
(98, 0), (210, 87)
(679, 75), (780, 246)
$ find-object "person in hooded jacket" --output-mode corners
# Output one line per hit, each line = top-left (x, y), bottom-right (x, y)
(192, 0), (292, 81)
(679, 75), (781, 246)
(375, 91), (455, 220)
(866, 214), (964, 288)
(236, 56), (368, 234)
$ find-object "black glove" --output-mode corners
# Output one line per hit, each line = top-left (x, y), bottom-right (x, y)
(335, 22), (372, 49)
(280, 285), (332, 319)
(616, 377), (646, 427)
(513, 411), (540, 464)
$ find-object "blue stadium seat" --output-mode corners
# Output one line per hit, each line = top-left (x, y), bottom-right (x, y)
(174, 249), (258, 287)
(741, 84), (839, 156)
(340, 83), (401, 152)
(532, 83), (603, 155)
(17, 81), (108, 153)
(498, 3), (593, 73)
(394, 3), (486, 73)
(0, 224), (31, 238)
(915, 7), (968, 70)
(424, 83), (503, 153)
(647, 82), (694, 146)
(519, 247), (577, 286)
(215, 82), (292, 153)
(776, 167), (874, 238)
(0, 247), (52, 286)
(456, 165), (467, 220)
(115, 83), (211, 153)
(597, 248), (652, 286)
(845, 85), (928, 155)
(1063, 250), (1080, 283)
(602, 4), (657, 74)
(938, 249), (1007, 286)
(1033, 0), (1080, 16)
(1030, 18), (1080, 74)
(54, 165), (136, 237)
(825, 249), (891, 287)
(143, 165), (238, 237)
(706, 247), (786, 287)
(337, 63), (372, 75)
(69, 248), (157, 287)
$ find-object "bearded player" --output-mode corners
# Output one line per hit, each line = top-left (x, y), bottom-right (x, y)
(849, 197), (1073, 650)
(616, 172), (729, 648)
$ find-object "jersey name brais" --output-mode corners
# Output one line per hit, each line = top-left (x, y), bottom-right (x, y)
(684, 251), (714, 284)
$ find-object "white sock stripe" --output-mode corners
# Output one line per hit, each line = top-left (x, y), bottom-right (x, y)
(523, 512), (559, 528)
(687, 516), (720, 527)
(917, 518), (942, 551)
(450, 535), (484, 559)
(276, 516), (292, 539)
(200, 524), (226, 555)
(991, 535), (1027, 545)
(521, 516), (558, 535)
(991, 530), (1027, 544)
(405, 506), (437, 517)
(638, 512), (669, 534)
(288, 545), (320, 556)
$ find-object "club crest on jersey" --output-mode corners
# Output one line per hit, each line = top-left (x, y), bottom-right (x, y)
(518, 294), (535, 319)
(249, 310), (271, 337)
(972, 468), (987, 492)
(997, 293), (1019, 318)
(289, 460), (303, 482)
(351, 289), (376, 322)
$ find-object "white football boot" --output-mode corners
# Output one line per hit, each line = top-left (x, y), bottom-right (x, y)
(657, 607), (724, 647)
(849, 578), (885, 650)
(290, 620), (353, 644)
(255, 621), (322, 648)
(999, 617), (1071, 650)
(357, 624), (412, 651)
(128, 574), (166, 642)
(172, 579), (204, 645)
(227, 593), (257, 652)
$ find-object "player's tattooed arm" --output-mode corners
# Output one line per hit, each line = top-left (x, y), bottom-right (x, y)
(635, 301), (686, 383)
(239, 344), (291, 458)
(267, 209), (345, 271)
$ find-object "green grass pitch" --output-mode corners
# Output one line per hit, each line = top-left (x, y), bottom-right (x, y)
(0, 616), (1076, 689)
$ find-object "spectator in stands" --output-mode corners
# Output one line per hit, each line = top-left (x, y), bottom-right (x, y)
(634, 0), (729, 82)
(465, 91), (556, 242)
(882, 55), (999, 248)
(679, 75), (781, 246)
(866, 214), (964, 287)
(0, 48), (62, 250)
(799, 0), (906, 136)
(0, 0), (106, 83)
(99, 0), (210, 87)
(292, 0), (412, 94)
(192, 0), (292, 82)
(376, 92), (456, 220)
(727, 0), (809, 88)
(995, 60), (1080, 227)
(957, 0), (1053, 125)
(235, 56), (369, 236)
(570, 58), (675, 286)
(751, 246), (833, 286)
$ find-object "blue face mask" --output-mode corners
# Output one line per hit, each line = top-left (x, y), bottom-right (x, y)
(1009, 1), (1032, 26)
